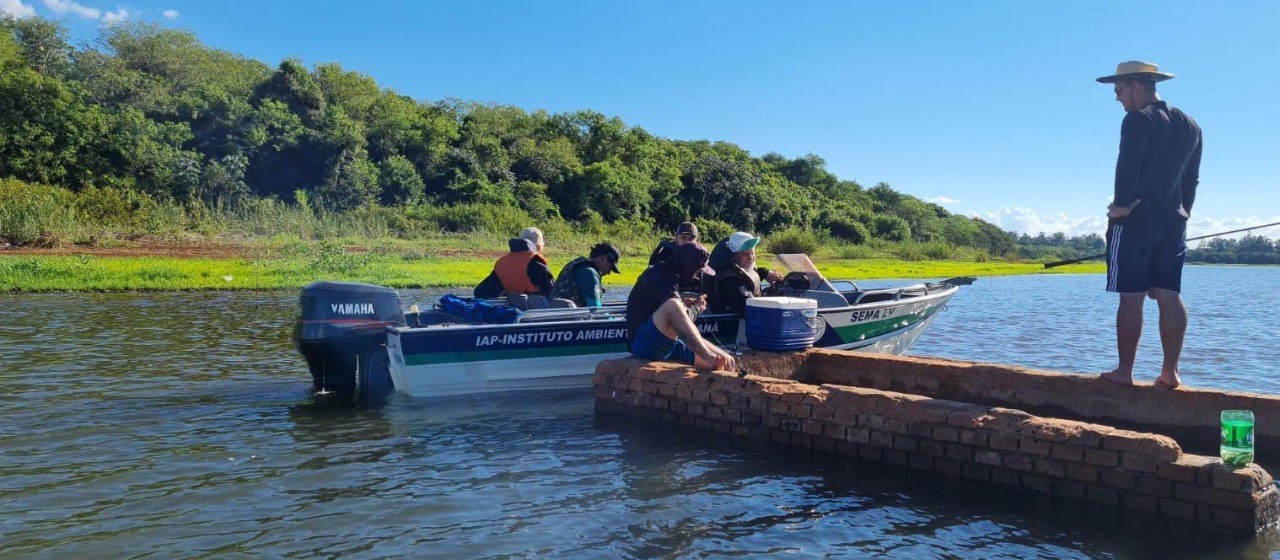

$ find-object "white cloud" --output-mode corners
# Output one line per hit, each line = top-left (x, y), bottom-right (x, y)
(927, 196), (960, 205)
(975, 206), (1280, 242)
(0, 0), (36, 18)
(162, 8), (178, 19)
(41, 0), (99, 19)
(978, 207), (1105, 238)
(101, 7), (127, 23)
(1185, 215), (1280, 243)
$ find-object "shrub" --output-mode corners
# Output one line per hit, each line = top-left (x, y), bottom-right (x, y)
(837, 244), (877, 259)
(872, 214), (912, 242)
(764, 227), (820, 255)
(74, 186), (160, 231)
(407, 203), (535, 235)
(918, 241), (953, 260)
(0, 179), (77, 246)
(696, 219), (735, 247)
(599, 216), (659, 247)
(309, 241), (372, 272)
(889, 241), (954, 261)
(826, 216), (870, 244)
(378, 155), (425, 206)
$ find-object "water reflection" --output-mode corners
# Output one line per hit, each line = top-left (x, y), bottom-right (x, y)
(594, 411), (1266, 559)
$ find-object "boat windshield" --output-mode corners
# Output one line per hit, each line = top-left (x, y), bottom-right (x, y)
(772, 254), (827, 282)
(771, 253), (843, 295)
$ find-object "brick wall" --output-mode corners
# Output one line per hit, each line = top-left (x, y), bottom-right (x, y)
(594, 357), (1280, 533)
(797, 349), (1280, 459)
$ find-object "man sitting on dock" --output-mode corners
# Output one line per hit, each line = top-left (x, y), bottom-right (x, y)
(550, 242), (621, 308)
(473, 227), (555, 300)
(627, 242), (738, 371)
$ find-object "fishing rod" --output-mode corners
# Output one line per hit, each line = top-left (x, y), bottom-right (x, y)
(1042, 220), (1280, 269)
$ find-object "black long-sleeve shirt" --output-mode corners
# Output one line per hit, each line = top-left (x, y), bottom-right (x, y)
(1113, 100), (1202, 224)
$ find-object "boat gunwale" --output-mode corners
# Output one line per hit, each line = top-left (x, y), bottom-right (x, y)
(387, 283), (959, 335)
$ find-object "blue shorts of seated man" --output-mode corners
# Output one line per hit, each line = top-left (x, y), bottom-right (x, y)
(629, 318), (696, 364)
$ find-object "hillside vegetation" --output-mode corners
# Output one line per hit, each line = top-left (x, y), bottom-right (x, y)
(0, 16), (1015, 259)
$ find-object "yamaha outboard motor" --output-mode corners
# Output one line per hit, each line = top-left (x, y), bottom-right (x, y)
(293, 281), (404, 404)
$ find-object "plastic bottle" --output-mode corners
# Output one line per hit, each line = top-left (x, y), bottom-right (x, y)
(1220, 410), (1255, 467)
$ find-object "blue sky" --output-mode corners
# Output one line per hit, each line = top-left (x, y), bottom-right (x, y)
(6, 0), (1279, 239)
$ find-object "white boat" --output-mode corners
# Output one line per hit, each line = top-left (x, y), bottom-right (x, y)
(294, 255), (970, 401)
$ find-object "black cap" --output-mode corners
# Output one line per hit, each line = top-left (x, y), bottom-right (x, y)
(675, 222), (698, 238)
(590, 242), (621, 273)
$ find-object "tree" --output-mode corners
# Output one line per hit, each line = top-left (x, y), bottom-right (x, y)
(679, 152), (764, 229)
(101, 107), (200, 199)
(827, 216), (871, 244)
(251, 59), (326, 127)
(315, 148), (379, 211)
(4, 16), (71, 77)
(0, 60), (112, 190)
(198, 154), (249, 203)
(872, 214), (912, 242)
(574, 158), (652, 221)
(378, 155), (424, 206)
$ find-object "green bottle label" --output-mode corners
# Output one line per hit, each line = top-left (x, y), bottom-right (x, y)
(1221, 421), (1254, 448)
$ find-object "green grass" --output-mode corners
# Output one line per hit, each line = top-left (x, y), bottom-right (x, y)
(3, 178), (1113, 291)
(0, 248), (1106, 292)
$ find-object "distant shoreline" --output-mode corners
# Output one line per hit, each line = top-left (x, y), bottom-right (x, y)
(0, 241), (1105, 293)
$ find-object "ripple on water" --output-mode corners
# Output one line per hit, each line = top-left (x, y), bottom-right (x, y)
(2, 271), (1279, 557)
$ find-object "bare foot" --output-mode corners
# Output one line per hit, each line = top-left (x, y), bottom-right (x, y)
(1100, 370), (1133, 386)
(1155, 373), (1181, 390)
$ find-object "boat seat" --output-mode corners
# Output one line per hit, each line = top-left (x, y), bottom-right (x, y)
(849, 290), (903, 305)
(799, 289), (851, 309)
(507, 294), (553, 310)
(549, 298), (576, 309)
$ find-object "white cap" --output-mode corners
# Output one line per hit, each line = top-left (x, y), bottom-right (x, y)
(727, 231), (760, 253)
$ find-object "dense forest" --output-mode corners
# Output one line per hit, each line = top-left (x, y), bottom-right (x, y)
(1, 16), (1272, 265)
(0, 16), (1020, 254)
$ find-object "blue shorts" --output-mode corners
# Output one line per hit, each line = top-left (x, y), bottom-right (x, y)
(1106, 220), (1186, 293)
(629, 318), (696, 364)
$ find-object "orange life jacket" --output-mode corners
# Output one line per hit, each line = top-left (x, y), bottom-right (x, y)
(494, 251), (548, 295)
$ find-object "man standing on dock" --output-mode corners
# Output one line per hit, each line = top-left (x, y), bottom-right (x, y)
(1095, 61), (1202, 389)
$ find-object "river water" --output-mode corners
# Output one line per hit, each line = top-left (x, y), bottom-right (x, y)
(2, 266), (1279, 558)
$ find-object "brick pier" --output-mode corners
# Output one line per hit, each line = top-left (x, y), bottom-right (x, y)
(593, 349), (1280, 533)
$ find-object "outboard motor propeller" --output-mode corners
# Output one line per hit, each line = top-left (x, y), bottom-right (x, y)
(293, 281), (404, 404)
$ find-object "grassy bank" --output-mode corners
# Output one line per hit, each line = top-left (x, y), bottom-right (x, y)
(0, 242), (1104, 292)
(3, 177), (1111, 292)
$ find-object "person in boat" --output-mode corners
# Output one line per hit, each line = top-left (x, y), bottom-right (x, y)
(550, 242), (621, 308)
(647, 221), (700, 266)
(627, 242), (738, 372)
(1095, 61), (1202, 390)
(473, 226), (555, 299)
(709, 232), (785, 315)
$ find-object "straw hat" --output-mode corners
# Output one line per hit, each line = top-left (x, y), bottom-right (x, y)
(1096, 61), (1176, 83)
